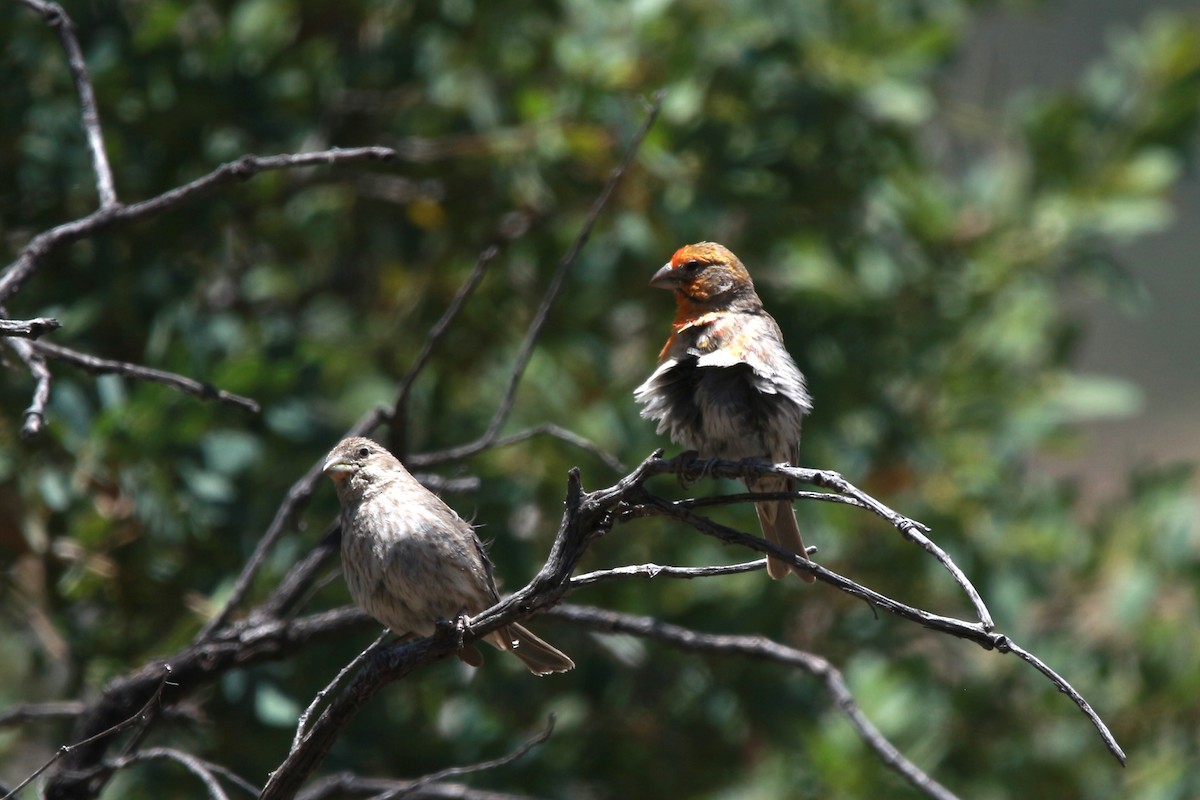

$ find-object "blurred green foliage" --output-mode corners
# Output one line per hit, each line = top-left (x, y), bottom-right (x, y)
(1, 0), (1198, 798)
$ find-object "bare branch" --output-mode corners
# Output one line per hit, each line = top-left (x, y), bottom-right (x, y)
(0, 146), (396, 304)
(805, 467), (994, 630)
(5, 337), (52, 438)
(681, 489), (869, 513)
(570, 559), (767, 587)
(41, 444), (1125, 799)
(264, 619), (559, 800)
(412, 473), (481, 494)
(0, 316), (62, 339)
(258, 523), (343, 622)
(550, 604), (960, 800)
(341, 716), (556, 800)
(259, 638), (448, 800)
(646, 454), (995, 630)
(103, 748), (248, 800)
(41, 608), (370, 800)
(1000, 636), (1127, 765)
(634, 491), (994, 641)
(32, 340), (260, 413)
(615, 459), (1124, 766)
(411, 422), (625, 473)
(300, 776), (539, 800)
(390, 244), (501, 448)
(16, 0), (118, 208)
(481, 449), (1119, 769)
(424, 92), (664, 463)
(292, 631), (390, 755)
(2, 666), (173, 800)
(0, 701), (199, 730)
(0, 701), (86, 727)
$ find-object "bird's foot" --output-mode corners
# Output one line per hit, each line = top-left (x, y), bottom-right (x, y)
(678, 451), (719, 488)
(740, 455), (776, 471)
(432, 614), (467, 645)
(437, 614), (484, 667)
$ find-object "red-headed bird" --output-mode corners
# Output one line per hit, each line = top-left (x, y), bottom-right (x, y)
(634, 242), (814, 581)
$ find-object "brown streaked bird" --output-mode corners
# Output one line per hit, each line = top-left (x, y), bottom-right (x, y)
(634, 242), (815, 581)
(323, 436), (574, 675)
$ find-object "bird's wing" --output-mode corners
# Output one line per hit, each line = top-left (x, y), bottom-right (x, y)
(470, 529), (504, 603)
(697, 310), (812, 413)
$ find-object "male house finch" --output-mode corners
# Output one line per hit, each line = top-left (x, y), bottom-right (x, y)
(323, 437), (574, 675)
(634, 242), (815, 581)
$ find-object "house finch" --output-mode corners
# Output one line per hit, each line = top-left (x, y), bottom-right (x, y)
(323, 437), (574, 675)
(634, 242), (815, 581)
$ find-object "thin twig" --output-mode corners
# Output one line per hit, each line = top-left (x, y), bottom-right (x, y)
(300, 776), (537, 800)
(410, 422), (625, 473)
(628, 496), (993, 642)
(16, 0), (118, 208)
(412, 473), (481, 495)
(258, 524), (344, 622)
(681, 489), (869, 512)
(105, 747), (261, 799)
(367, 715), (556, 800)
(617, 478), (1124, 765)
(1, 665), (173, 800)
(650, 455), (995, 630)
(549, 604), (960, 800)
(428, 93), (664, 462)
(42, 608), (371, 799)
(1001, 636), (1127, 765)
(32, 340), (260, 413)
(0, 316), (62, 339)
(634, 493), (989, 640)
(259, 638), (449, 800)
(0, 147), (396, 304)
(5, 337), (52, 438)
(291, 631), (390, 755)
(0, 701), (86, 727)
(808, 466), (993, 629)
(570, 560), (766, 587)
(390, 244), (500, 443)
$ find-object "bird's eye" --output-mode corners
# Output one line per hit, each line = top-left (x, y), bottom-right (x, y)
(682, 259), (703, 273)
(356, 447), (370, 459)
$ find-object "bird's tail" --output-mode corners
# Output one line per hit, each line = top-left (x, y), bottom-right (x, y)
(487, 624), (575, 676)
(753, 485), (814, 582)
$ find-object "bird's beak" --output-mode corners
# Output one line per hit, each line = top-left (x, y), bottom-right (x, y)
(649, 262), (680, 290)
(323, 457), (354, 483)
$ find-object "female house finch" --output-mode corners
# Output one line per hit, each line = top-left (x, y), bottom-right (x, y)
(634, 242), (815, 581)
(323, 437), (574, 675)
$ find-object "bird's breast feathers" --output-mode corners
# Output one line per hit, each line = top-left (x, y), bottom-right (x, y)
(636, 308), (812, 443)
(660, 310), (729, 361)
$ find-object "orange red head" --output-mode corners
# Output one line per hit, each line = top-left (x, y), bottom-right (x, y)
(649, 242), (757, 306)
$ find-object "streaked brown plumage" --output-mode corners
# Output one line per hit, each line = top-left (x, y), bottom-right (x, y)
(634, 242), (814, 581)
(323, 437), (574, 675)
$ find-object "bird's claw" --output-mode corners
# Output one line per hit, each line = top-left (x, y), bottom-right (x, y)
(439, 612), (485, 668)
(677, 451), (719, 488)
(739, 455), (776, 473)
(434, 613), (471, 647)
